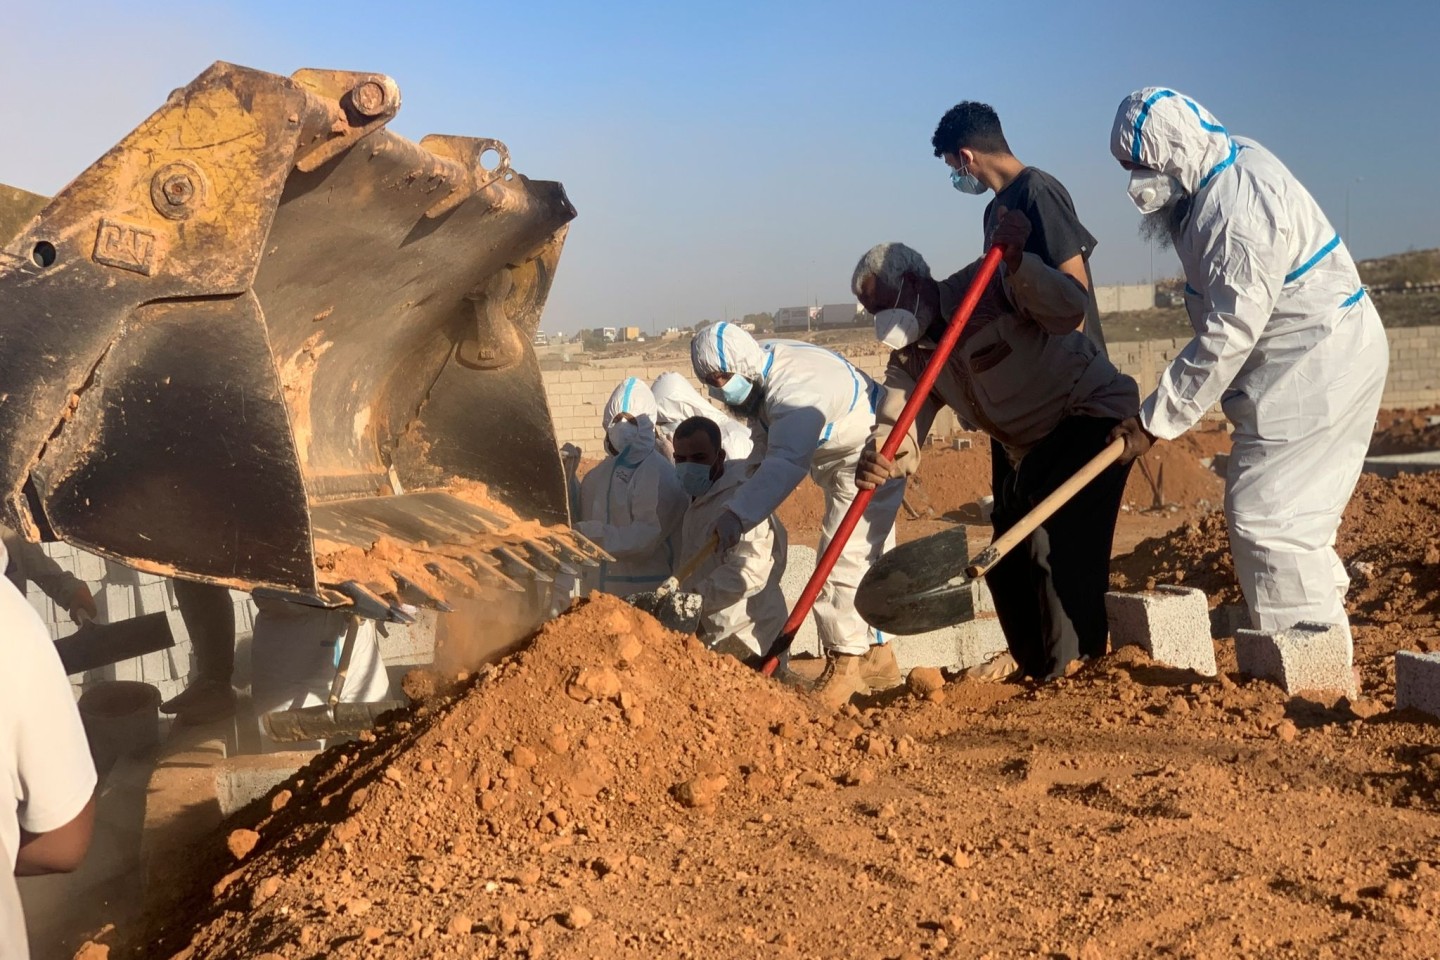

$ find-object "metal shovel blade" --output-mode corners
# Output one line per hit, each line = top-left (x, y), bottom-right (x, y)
(53, 611), (175, 676)
(261, 699), (407, 743)
(855, 526), (976, 635)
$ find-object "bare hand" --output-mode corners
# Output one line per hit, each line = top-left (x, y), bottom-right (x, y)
(988, 205), (1030, 273)
(857, 447), (898, 490)
(69, 584), (98, 624)
(1108, 417), (1155, 465)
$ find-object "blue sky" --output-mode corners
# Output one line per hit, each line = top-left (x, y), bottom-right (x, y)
(2, 0), (1435, 332)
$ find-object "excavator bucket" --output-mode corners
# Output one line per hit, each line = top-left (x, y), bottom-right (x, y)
(0, 62), (600, 616)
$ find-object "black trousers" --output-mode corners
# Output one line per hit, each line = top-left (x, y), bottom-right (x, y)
(985, 416), (1130, 681)
(172, 578), (237, 683)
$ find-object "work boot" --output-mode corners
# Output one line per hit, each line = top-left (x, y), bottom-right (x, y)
(159, 678), (237, 725)
(810, 653), (868, 710)
(962, 651), (1020, 683)
(859, 643), (902, 692)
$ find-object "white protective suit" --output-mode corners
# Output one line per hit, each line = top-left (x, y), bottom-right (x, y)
(576, 379), (688, 594)
(249, 599), (390, 749)
(651, 371), (755, 462)
(1113, 88), (1388, 642)
(678, 458), (789, 659)
(690, 323), (905, 655)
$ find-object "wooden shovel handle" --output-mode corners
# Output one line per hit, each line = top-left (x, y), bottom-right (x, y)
(673, 534), (720, 587)
(963, 437), (1126, 579)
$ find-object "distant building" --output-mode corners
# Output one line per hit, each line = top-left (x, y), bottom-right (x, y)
(601, 326), (618, 342)
(619, 326), (642, 341)
(818, 302), (862, 329)
(774, 306), (816, 332)
(1094, 283), (1155, 313)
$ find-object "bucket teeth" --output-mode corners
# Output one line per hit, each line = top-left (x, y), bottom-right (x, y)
(568, 531), (615, 563)
(523, 538), (578, 577)
(495, 546), (552, 583)
(461, 554), (527, 593)
(547, 535), (598, 569)
(333, 580), (401, 622)
(390, 570), (453, 613)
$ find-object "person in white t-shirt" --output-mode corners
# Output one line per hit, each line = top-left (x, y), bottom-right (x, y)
(1, 541), (97, 960)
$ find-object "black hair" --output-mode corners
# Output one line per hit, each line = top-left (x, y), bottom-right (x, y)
(673, 415), (722, 450)
(931, 101), (1011, 158)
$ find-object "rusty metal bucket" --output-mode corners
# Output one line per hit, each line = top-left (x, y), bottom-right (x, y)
(0, 63), (603, 617)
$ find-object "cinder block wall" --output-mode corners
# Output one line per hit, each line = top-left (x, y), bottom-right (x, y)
(544, 325), (1440, 453)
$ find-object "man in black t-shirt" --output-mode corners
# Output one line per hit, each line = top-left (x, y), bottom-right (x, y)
(927, 101), (1107, 680)
(931, 101), (1106, 353)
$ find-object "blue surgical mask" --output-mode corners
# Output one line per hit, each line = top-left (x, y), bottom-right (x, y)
(709, 375), (754, 407)
(675, 461), (716, 498)
(951, 166), (986, 195)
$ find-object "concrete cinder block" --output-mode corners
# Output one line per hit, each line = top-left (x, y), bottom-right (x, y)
(137, 582), (170, 615)
(1209, 602), (1253, 639)
(1235, 622), (1357, 697)
(1106, 586), (1217, 676)
(1395, 651), (1440, 718)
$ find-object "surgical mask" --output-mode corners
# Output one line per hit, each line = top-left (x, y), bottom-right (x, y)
(1127, 169), (1182, 214)
(950, 166), (985, 195)
(873, 284), (923, 349)
(606, 419), (639, 454)
(708, 375), (754, 407)
(675, 461), (716, 498)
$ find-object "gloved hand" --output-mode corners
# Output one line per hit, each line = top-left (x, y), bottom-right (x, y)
(1108, 417), (1155, 465)
(560, 443), (583, 468)
(987, 205), (1031, 274)
(857, 445), (898, 491)
(712, 510), (744, 553)
(574, 520), (605, 543)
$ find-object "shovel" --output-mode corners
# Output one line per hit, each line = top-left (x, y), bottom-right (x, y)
(624, 535), (718, 631)
(262, 614), (405, 743)
(759, 243), (1008, 678)
(54, 611), (175, 676)
(854, 437), (1126, 634)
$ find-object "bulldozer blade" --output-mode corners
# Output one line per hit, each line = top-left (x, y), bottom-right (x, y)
(392, 571), (453, 612)
(261, 700), (407, 744)
(855, 526), (976, 635)
(547, 535), (599, 569)
(495, 545), (552, 583)
(522, 538), (579, 577)
(460, 554), (528, 593)
(0, 62), (577, 609)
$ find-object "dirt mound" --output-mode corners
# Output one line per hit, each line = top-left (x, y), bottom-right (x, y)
(1370, 407), (1440, 456)
(1112, 471), (1440, 679)
(1122, 426), (1229, 513)
(127, 594), (861, 959)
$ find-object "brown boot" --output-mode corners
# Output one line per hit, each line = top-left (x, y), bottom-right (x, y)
(811, 653), (868, 710)
(859, 643), (902, 692)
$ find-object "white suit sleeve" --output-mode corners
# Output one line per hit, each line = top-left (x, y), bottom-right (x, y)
(692, 531), (762, 616)
(721, 404), (824, 530)
(1140, 199), (1287, 440)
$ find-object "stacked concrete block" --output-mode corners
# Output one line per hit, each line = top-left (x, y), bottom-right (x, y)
(1105, 586), (1217, 676)
(778, 545), (1005, 672)
(1235, 622), (1357, 697)
(1395, 651), (1440, 718)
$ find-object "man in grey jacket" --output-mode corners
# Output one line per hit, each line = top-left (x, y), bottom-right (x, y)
(1, 526), (96, 624)
(852, 210), (1138, 681)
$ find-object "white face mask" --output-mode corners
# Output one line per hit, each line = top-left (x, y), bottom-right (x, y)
(1127, 169), (1182, 214)
(606, 419), (639, 454)
(873, 284), (923, 350)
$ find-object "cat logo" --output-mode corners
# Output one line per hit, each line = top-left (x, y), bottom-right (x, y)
(92, 218), (158, 276)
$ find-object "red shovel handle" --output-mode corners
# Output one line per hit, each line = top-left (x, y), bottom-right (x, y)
(760, 244), (1007, 676)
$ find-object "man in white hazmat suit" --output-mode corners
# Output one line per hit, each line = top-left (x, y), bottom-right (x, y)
(690, 322), (906, 707)
(651, 371), (755, 462)
(672, 415), (787, 662)
(576, 378), (688, 595)
(1107, 87), (1389, 661)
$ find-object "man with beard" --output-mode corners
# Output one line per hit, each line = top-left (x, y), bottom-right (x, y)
(690, 323), (906, 707)
(1107, 87), (1388, 673)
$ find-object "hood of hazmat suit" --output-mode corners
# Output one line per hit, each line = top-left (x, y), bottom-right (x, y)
(679, 458), (788, 659)
(651, 371), (755, 462)
(578, 381), (688, 594)
(1111, 87), (1388, 640)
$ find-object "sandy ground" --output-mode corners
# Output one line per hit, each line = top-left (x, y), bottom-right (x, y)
(84, 412), (1440, 960)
